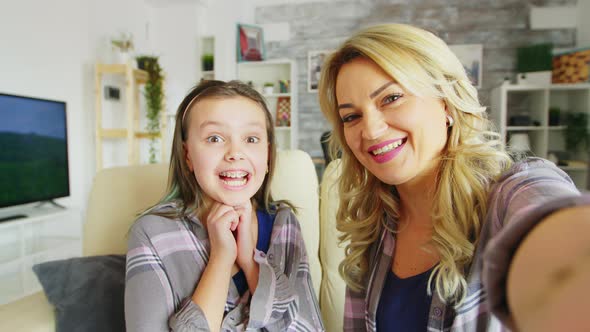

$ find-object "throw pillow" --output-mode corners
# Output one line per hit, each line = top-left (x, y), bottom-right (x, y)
(32, 255), (126, 332)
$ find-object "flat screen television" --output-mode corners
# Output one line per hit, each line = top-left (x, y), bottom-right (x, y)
(0, 93), (69, 210)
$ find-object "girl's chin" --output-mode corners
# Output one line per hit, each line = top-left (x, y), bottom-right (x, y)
(217, 195), (253, 207)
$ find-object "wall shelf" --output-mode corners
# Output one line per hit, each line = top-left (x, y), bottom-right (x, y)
(237, 59), (298, 150)
(491, 84), (590, 190)
(94, 63), (167, 170)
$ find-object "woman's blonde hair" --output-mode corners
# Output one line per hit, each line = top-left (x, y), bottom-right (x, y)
(318, 23), (512, 304)
(146, 80), (280, 220)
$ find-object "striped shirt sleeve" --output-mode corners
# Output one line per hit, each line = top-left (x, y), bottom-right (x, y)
(247, 207), (325, 331)
(483, 158), (590, 329)
(125, 215), (210, 332)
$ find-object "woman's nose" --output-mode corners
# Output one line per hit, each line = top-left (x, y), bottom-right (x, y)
(361, 109), (387, 140)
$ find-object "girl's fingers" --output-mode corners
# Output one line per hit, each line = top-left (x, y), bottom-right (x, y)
(218, 208), (239, 231)
(207, 203), (233, 223)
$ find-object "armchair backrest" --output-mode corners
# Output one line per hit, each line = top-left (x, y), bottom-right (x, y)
(319, 159), (346, 332)
(83, 163), (168, 256)
(82, 150), (322, 296)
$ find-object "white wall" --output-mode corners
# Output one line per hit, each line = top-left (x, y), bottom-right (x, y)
(198, 0), (255, 80)
(578, 0), (590, 46)
(0, 0), (203, 216)
(0, 0), (93, 210)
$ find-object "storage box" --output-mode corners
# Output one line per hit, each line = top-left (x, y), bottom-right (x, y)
(552, 48), (590, 84)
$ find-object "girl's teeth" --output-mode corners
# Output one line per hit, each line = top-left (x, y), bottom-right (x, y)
(222, 178), (247, 186)
(220, 171), (248, 178)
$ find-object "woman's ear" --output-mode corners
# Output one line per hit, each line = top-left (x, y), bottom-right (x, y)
(183, 142), (194, 172)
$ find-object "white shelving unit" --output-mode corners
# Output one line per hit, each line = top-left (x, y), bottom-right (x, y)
(490, 83), (590, 190)
(0, 206), (82, 304)
(237, 59), (298, 150)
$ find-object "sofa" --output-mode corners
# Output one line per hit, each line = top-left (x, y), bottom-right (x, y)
(0, 149), (346, 332)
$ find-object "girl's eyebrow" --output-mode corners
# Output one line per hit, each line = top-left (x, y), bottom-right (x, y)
(200, 120), (265, 130)
(199, 120), (224, 130)
(337, 81), (396, 110)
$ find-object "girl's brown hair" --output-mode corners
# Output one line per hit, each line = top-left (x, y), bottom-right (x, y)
(148, 80), (279, 219)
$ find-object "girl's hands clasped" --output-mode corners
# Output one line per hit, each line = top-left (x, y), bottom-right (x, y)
(206, 203), (240, 265)
(206, 200), (258, 273)
(234, 201), (257, 272)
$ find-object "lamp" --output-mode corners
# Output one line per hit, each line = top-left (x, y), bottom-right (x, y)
(509, 133), (531, 153)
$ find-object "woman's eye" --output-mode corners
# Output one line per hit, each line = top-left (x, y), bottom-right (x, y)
(246, 136), (260, 143)
(206, 135), (223, 143)
(341, 113), (360, 123)
(382, 93), (402, 105)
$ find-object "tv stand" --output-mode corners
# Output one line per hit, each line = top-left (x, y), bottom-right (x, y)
(0, 206), (82, 304)
(0, 214), (27, 223)
(35, 200), (66, 209)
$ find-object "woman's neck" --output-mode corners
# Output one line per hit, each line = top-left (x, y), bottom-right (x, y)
(395, 166), (439, 226)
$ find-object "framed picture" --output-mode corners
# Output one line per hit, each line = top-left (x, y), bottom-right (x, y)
(449, 44), (483, 88)
(308, 50), (331, 92)
(237, 23), (265, 62)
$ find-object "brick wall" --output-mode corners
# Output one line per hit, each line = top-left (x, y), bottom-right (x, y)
(255, 0), (577, 157)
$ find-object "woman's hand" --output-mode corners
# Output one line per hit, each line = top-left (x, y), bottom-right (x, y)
(206, 203), (239, 266)
(508, 205), (590, 331)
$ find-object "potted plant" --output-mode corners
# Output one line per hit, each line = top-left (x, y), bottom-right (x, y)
(549, 107), (561, 126)
(563, 112), (589, 160)
(111, 33), (134, 64)
(201, 54), (214, 72)
(263, 82), (274, 95)
(135, 55), (164, 163)
(516, 43), (553, 85)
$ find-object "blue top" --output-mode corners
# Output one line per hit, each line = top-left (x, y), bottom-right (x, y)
(376, 267), (434, 331)
(232, 209), (275, 295)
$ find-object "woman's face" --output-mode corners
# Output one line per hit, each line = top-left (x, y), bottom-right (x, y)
(335, 57), (448, 186)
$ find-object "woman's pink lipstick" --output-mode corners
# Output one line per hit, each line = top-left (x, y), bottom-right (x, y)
(367, 138), (406, 164)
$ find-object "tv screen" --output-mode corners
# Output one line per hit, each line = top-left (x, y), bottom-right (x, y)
(0, 93), (69, 208)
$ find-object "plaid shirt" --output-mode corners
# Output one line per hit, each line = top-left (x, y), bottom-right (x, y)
(125, 204), (324, 332)
(344, 158), (590, 331)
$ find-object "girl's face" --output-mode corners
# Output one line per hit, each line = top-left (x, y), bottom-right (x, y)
(184, 96), (269, 207)
(335, 57), (448, 187)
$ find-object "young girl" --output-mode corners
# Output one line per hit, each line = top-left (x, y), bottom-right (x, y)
(125, 80), (324, 331)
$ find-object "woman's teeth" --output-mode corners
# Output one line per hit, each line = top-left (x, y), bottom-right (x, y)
(371, 140), (404, 156)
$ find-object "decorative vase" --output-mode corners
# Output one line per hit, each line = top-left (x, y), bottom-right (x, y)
(263, 86), (274, 95)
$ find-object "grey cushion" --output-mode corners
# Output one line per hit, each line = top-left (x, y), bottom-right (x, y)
(32, 255), (126, 332)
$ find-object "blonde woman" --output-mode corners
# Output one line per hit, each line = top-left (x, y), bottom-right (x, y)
(318, 24), (590, 331)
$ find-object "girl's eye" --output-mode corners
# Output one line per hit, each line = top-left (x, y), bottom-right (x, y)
(382, 93), (402, 105)
(247, 136), (260, 143)
(341, 113), (360, 123)
(206, 135), (224, 143)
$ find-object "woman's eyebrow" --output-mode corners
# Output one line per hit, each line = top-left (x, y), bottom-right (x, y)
(337, 103), (354, 110)
(337, 81), (396, 110)
(369, 81), (395, 99)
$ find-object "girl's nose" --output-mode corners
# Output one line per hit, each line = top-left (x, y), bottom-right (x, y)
(225, 143), (245, 161)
